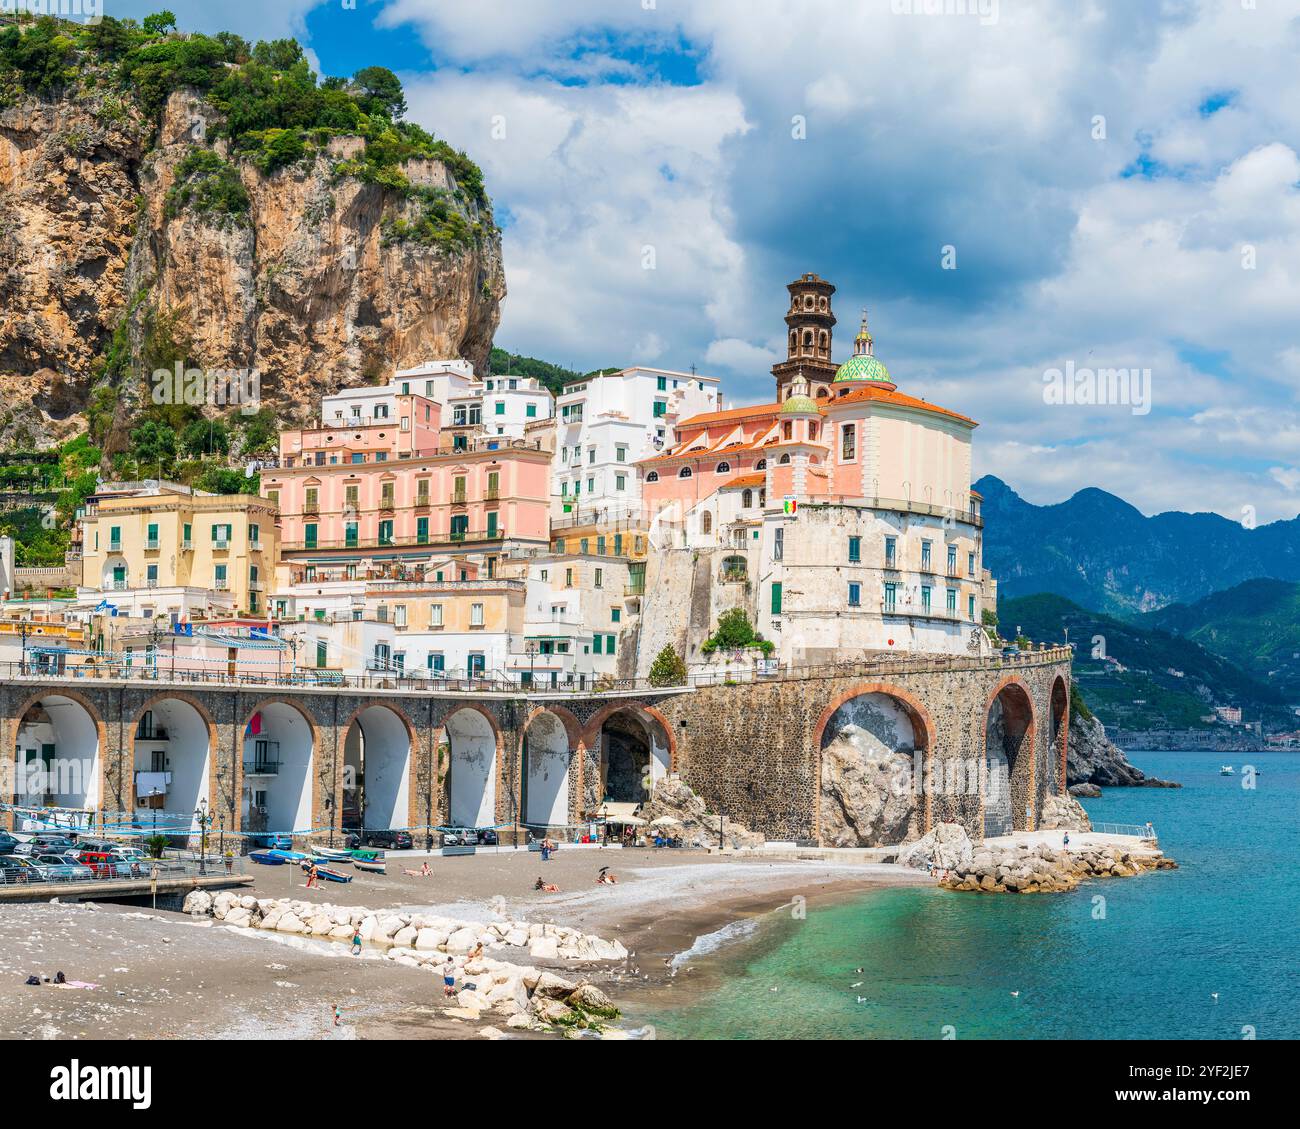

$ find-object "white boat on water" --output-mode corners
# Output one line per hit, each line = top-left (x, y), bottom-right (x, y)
(1220, 765), (1235, 776)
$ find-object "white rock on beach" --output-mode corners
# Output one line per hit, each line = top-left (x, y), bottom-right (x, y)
(528, 937), (559, 960)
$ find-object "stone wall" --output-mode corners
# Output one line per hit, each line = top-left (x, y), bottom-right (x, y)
(0, 648), (1069, 846)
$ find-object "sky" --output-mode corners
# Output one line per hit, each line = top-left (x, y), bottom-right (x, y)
(104, 1), (1300, 524)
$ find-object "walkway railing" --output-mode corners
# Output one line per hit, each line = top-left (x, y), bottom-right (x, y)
(1088, 822), (1158, 840)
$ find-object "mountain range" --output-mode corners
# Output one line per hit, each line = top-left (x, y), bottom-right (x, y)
(976, 475), (1300, 616)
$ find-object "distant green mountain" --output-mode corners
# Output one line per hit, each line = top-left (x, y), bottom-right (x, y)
(977, 475), (1300, 615)
(488, 348), (618, 397)
(1000, 592), (1289, 731)
(1140, 578), (1300, 699)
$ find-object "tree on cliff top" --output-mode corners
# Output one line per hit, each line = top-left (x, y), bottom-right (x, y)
(701, 608), (774, 657)
(649, 646), (688, 687)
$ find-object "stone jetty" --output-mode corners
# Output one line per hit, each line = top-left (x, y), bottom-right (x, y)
(182, 890), (626, 1034)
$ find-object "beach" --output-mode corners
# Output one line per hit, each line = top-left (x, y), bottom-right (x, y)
(0, 848), (931, 1040)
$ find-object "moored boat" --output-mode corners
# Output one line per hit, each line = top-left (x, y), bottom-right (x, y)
(267, 849), (310, 862)
(314, 847), (353, 861)
(300, 861), (352, 883)
(249, 850), (286, 865)
(1220, 765), (1235, 776)
(352, 857), (386, 874)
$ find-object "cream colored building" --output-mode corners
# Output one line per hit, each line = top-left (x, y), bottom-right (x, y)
(78, 483), (279, 619)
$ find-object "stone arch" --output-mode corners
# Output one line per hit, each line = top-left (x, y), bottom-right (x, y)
(520, 710), (573, 830)
(812, 683), (937, 847)
(9, 688), (106, 832)
(239, 698), (319, 838)
(1049, 675), (1069, 795)
(443, 704), (501, 830)
(340, 701), (418, 834)
(129, 692), (217, 839)
(983, 678), (1036, 836)
(581, 702), (675, 809)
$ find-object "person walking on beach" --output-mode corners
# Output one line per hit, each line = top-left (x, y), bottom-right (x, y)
(1063, 831), (1070, 847)
(305, 861), (319, 889)
(351, 925), (363, 956)
(442, 958), (457, 998)
(541, 837), (551, 861)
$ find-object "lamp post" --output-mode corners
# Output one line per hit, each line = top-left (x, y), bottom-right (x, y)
(194, 798), (211, 875)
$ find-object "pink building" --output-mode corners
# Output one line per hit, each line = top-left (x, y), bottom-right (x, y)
(265, 407), (551, 576)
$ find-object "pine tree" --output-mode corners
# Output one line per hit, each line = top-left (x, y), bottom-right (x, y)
(648, 645), (687, 687)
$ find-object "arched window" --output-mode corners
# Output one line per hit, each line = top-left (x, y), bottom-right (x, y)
(679, 466), (693, 478)
(702, 512), (713, 535)
(645, 471), (659, 483)
(803, 330), (813, 350)
(715, 461), (730, 474)
(742, 489), (753, 508)
(809, 423), (819, 440)
(818, 330), (828, 349)
(779, 453), (791, 464)
(816, 387), (829, 399)
(782, 421), (792, 439)
(755, 458), (767, 470)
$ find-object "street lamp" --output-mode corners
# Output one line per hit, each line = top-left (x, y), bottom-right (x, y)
(194, 798), (211, 875)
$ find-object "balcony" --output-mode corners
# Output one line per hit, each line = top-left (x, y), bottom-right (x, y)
(243, 757), (280, 776)
(249, 578), (265, 592)
(484, 488), (500, 501)
(108, 542), (122, 554)
(213, 540), (229, 551)
(145, 539), (160, 551)
(883, 557), (898, 570)
(181, 540), (193, 551)
(451, 491), (468, 505)
(214, 579), (230, 591)
(280, 529), (506, 552)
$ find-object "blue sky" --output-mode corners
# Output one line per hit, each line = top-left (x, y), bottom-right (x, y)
(109, 1), (1300, 523)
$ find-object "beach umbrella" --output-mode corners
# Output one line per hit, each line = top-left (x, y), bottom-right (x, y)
(649, 816), (682, 827)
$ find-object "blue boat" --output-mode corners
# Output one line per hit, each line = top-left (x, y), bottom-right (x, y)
(300, 861), (352, 883)
(267, 849), (309, 862)
(249, 850), (287, 866)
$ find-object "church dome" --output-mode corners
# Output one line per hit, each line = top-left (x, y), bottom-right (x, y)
(834, 309), (893, 384)
(780, 393), (820, 415)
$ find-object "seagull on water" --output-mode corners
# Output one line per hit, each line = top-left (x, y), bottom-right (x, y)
(1010, 991), (1020, 997)
(1211, 993), (1219, 1002)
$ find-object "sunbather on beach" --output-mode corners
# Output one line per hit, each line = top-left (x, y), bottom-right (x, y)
(534, 877), (560, 893)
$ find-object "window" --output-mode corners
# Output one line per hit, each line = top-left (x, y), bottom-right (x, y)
(146, 522), (159, 548)
(588, 448), (596, 464)
(679, 466), (692, 478)
(612, 607), (622, 623)
(615, 474), (626, 492)
(716, 461), (730, 474)
(304, 524), (317, 549)
(430, 604), (444, 627)
(653, 400), (667, 417)
(345, 521), (358, 547)
(526, 403), (537, 418)
(614, 534), (623, 555)
(593, 634), (603, 655)
(400, 417), (410, 431)
(586, 477), (594, 493)
(416, 480), (429, 505)
(947, 588), (958, 614)
(616, 446), (627, 462)
(884, 582), (897, 612)
(597, 535), (606, 554)
(146, 563), (158, 585)
(580, 537), (590, 554)
(565, 568), (573, 587)
(885, 536), (897, 567)
(378, 519), (394, 545)
(214, 564), (228, 589)
(948, 544), (958, 574)
(375, 404), (389, 419)
(770, 582), (783, 615)
(702, 512), (712, 535)
(211, 523), (232, 546)
(487, 511), (499, 537)
(470, 603), (484, 626)
(495, 402), (505, 416)
(848, 582), (861, 607)
(266, 491), (279, 511)
(921, 585), (932, 612)
(486, 471), (499, 498)
(380, 481), (395, 508)
(606, 634), (616, 654)
(968, 551), (976, 577)
(395, 604), (408, 628)
(594, 568), (603, 588)
(453, 476), (467, 502)
(841, 424), (856, 461)
(646, 471), (659, 483)
(304, 487), (318, 514)
(416, 517), (429, 544)
(316, 641), (328, 668)
(555, 538), (566, 554)
(657, 375), (667, 391)
(921, 541), (932, 570)
(773, 526), (784, 561)
(968, 594), (976, 621)
(848, 536), (861, 563)
(779, 453), (790, 464)
(429, 653), (445, 673)
(755, 459), (767, 470)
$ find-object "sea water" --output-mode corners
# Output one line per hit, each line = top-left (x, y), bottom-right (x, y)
(638, 751), (1300, 1039)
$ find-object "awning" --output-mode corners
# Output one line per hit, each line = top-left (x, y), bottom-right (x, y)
(599, 802), (644, 825)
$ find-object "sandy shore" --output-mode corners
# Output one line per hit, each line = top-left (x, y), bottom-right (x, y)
(0, 848), (931, 1040)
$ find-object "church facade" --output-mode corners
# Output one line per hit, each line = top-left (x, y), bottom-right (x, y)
(638, 274), (994, 668)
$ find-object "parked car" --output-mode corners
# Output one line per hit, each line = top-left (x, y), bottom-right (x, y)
(0, 831), (18, 855)
(0, 856), (40, 884)
(246, 833), (293, 851)
(76, 851), (122, 878)
(476, 829), (499, 846)
(1000, 644), (1021, 658)
(29, 854), (93, 883)
(31, 834), (78, 855)
(345, 829), (413, 851)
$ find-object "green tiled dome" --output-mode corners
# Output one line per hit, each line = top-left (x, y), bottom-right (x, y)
(834, 353), (892, 384)
(780, 393), (820, 414)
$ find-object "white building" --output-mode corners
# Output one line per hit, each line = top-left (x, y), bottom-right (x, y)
(482, 375), (554, 437)
(553, 367), (721, 521)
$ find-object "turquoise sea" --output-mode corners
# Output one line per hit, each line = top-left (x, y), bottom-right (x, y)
(638, 751), (1300, 1039)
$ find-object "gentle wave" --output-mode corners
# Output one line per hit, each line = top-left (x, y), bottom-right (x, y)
(669, 916), (761, 969)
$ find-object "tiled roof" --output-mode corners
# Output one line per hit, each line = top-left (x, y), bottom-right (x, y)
(822, 385), (977, 426)
(676, 402), (781, 427)
(720, 473), (766, 489)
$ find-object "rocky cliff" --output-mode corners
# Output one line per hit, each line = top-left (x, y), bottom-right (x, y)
(0, 82), (502, 453)
(1067, 709), (1178, 788)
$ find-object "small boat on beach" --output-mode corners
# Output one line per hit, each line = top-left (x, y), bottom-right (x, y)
(352, 857), (386, 874)
(1220, 765), (1235, 776)
(300, 861), (352, 883)
(249, 850), (286, 866)
(349, 848), (382, 861)
(267, 849), (310, 862)
(314, 848), (353, 861)
(309, 852), (350, 865)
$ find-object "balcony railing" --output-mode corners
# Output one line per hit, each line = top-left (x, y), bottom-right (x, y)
(145, 539), (160, 551)
(108, 542), (122, 553)
(242, 758), (280, 776)
(281, 530), (506, 552)
(214, 579), (230, 591)
(213, 540), (229, 550)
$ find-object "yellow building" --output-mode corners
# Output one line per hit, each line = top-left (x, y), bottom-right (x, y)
(79, 483), (280, 618)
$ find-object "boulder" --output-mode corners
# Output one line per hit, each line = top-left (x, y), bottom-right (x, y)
(1068, 783), (1102, 798)
(504, 928), (529, 947)
(528, 937), (559, 960)
(445, 927), (480, 954)
(393, 925), (418, 948)
(641, 775), (764, 849)
(533, 999), (574, 1025)
(817, 724), (920, 847)
(224, 907), (254, 929)
(276, 912), (307, 934)
(414, 928), (448, 951)
(1038, 792), (1092, 832)
(567, 983), (617, 1014)
(897, 823), (973, 871)
(532, 971), (576, 999)
(183, 890), (213, 916)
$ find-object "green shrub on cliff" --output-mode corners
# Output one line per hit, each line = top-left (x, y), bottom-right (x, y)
(701, 608), (775, 657)
(165, 149), (250, 223)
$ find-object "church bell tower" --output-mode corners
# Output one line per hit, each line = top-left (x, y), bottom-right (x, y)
(772, 273), (838, 401)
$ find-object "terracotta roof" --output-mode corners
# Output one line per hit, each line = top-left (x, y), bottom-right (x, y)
(969, 488), (983, 500)
(676, 402), (781, 427)
(720, 473), (766, 489)
(822, 385), (977, 426)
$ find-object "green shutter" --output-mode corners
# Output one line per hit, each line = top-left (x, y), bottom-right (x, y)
(771, 582), (783, 614)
